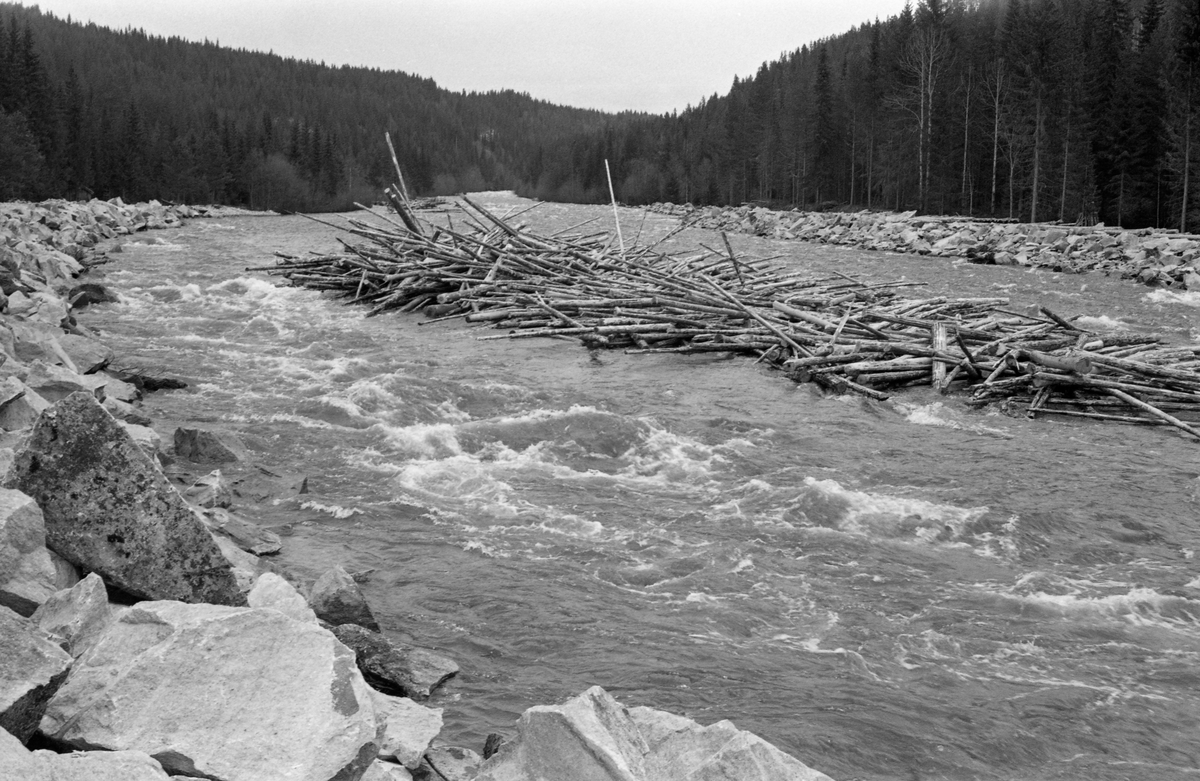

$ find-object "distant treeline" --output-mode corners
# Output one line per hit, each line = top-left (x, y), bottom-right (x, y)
(544, 0), (1200, 231)
(0, 2), (636, 211)
(0, 0), (1197, 231)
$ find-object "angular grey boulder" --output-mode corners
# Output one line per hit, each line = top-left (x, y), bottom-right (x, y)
(31, 572), (115, 658)
(310, 565), (380, 631)
(3, 392), (244, 606)
(370, 689), (443, 769)
(474, 686), (835, 781)
(0, 605), (72, 744)
(630, 706), (835, 781)
(0, 721), (171, 781)
(0, 487), (57, 615)
(41, 600), (380, 781)
(332, 624), (459, 700)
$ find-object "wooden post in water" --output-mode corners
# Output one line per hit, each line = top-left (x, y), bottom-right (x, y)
(932, 321), (948, 390)
(605, 160), (626, 260)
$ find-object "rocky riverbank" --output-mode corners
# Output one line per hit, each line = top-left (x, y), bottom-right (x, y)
(0, 199), (836, 781)
(647, 202), (1200, 291)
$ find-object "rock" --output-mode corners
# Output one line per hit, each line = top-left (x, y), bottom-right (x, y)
(332, 624), (459, 700)
(173, 427), (246, 462)
(3, 322), (77, 371)
(57, 333), (114, 374)
(213, 534), (270, 594)
(103, 396), (151, 426)
(370, 689), (443, 768)
(41, 600), (379, 781)
(231, 467), (310, 503)
(475, 686), (834, 781)
(630, 706), (835, 781)
(362, 759), (414, 781)
(103, 356), (188, 392)
(121, 421), (163, 459)
(247, 572), (317, 623)
(48, 548), (82, 590)
(31, 572), (115, 658)
(0, 378), (50, 432)
(99, 374), (140, 402)
(67, 282), (120, 308)
(0, 605), (72, 743)
(4, 392), (244, 606)
(183, 468), (233, 508)
(474, 686), (647, 781)
(311, 565), (381, 631)
(1, 727), (172, 781)
(0, 487), (57, 616)
(420, 745), (483, 781)
(24, 359), (107, 403)
(201, 506), (283, 555)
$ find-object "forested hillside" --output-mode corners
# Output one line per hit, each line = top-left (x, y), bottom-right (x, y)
(578, 0), (1200, 230)
(0, 0), (1196, 230)
(0, 2), (633, 210)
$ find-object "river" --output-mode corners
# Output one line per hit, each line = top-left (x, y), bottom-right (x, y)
(79, 193), (1200, 781)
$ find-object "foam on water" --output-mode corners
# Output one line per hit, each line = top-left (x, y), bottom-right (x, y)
(1074, 314), (1129, 331)
(895, 401), (1013, 438)
(1145, 289), (1200, 307)
(785, 477), (990, 543)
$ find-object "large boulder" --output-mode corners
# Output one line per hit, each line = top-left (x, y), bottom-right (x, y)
(0, 605), (72, 743)
(248, 572), (317, 624)
(474, 686), (834, 781)
(311, 565), (380, 631)
(41, 600), (380, 781)
(474, 686), (647, 781)
(3, 392), (244, 606)
(0, 487), (57, 615)
(23, 360), (107, 404)
(57, 332), (115, 374)
(31, 572), (115, 658)
(630, 706), (835, 781)
(0, 378), (51, 432)
(0, 725), (170, 781)
(332, 624), (459, 700)
(370, 689), (443, 769)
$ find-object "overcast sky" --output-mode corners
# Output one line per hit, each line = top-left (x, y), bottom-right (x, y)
(29, 1), (909, 114)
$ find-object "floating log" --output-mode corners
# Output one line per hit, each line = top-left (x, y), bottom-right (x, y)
(256, 190), (1200, 441)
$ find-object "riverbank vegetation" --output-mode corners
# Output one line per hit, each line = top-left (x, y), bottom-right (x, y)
(0, 0), (1197, 230)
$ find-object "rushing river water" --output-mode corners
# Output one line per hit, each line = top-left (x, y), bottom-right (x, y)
(79, 194), (1200, 781)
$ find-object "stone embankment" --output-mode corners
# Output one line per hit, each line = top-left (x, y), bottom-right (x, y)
(647, 202), (1200, 290)
(0, 199), (835, 780)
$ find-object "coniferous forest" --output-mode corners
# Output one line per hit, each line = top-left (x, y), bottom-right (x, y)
(0, 0), (1197, 230)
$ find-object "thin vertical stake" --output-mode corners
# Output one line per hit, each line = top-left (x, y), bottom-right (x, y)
(605, 159), (626, 260)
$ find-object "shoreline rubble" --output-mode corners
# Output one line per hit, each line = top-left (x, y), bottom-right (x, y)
(645, 202), (1200, 291)
(0, 197), (836, 781)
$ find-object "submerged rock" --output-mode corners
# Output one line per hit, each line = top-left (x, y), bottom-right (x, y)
(0, 605), (72, 744)
(200, 506), (283, 555)
(41, 600), (379, 781)
(173, 427), (246, 463)
(332, 624), (459, 701)
(4, 392), (244, 606)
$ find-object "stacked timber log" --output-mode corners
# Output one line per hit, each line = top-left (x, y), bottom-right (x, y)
(261, 198), (1200, 440)
(646, 202), (1200, 290)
